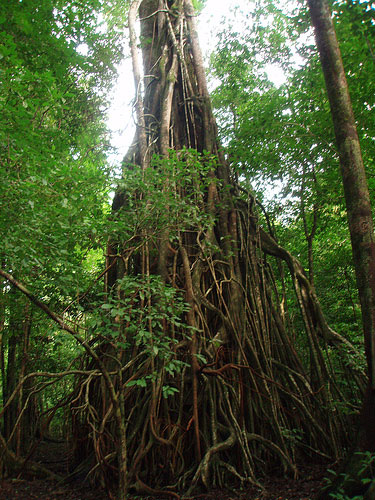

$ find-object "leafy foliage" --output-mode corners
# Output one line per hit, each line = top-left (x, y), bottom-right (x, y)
(209, 0), (374, 343)
(0, 0), (122, 451)
(0, 0), (121, 296)
(91, 274), (191, 392)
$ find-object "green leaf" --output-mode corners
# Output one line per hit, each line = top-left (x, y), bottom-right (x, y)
(126, 378), (147, 388)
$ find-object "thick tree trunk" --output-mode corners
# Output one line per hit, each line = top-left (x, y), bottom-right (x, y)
(72, 1), (363, 497)
(307, 0), (375, 496)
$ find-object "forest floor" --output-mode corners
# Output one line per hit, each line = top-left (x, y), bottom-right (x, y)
(0, 441), (327, 500)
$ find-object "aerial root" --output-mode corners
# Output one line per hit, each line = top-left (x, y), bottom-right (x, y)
(135, 473), (181, 499)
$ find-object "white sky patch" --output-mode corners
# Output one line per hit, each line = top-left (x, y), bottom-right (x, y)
(77, 42), (89, 56)
(107, 54), (134, 165)
(198, 0), (234, 55)
(265, 63), (287, 87)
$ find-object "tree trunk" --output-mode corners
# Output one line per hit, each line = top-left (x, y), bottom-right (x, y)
(72, 1), (364, 497)
(3, 291), (22, 450)
(307, 0), (375, 495)
(16, 302), (32, 456)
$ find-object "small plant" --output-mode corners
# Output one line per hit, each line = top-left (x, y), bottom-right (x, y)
(323, 452), (375, 499)
(89, 274), (192, 396)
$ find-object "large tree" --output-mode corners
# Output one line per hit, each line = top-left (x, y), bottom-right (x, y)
(68, 1), (362, 498)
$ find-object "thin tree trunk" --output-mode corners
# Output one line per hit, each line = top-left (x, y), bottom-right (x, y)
(16, 303), (31, 456)
(307, 0), (375, 493)
(307, 0), (375, 447)
(0, 285), (5, 410)
(4, 293), (22, 449)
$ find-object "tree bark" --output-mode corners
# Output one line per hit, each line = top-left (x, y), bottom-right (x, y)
(307, 0), (375, 488)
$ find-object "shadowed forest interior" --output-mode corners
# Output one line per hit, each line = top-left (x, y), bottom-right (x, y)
(1, 1), (375, 499)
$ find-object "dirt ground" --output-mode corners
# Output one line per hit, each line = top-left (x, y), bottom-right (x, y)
(0, 465), (326, 500)
(0, 441), (327, 500)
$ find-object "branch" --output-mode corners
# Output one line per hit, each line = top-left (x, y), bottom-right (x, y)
(0, 369), (101, 421)
(0, 269), (83, 338)
(257, 231), (362, 354)
(0, 432), (61, 480)
(0, 269), (120, 414)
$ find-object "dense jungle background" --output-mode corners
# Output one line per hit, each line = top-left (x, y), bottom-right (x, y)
(1, 0), (375, 499)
